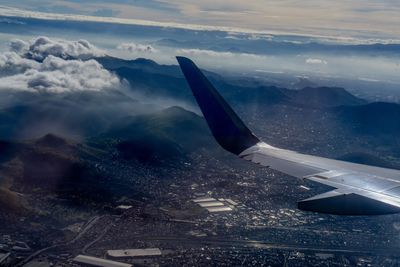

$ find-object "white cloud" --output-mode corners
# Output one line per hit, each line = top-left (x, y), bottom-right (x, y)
(2, 4), (400, 44)
(0, 37), (122, 93)
(175, 48), (280, 73)
(0, 52), (39, 76)
(9, 39), (29, 54)
(0, 56), (121, 93)
(10, 36), (105, 60)
(177, 48), (259, 59)
(117, 43), (157, 53)
(306, 58), (328, 65)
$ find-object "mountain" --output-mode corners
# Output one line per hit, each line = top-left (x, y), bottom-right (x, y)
(103, 106), (213, 164)
(0, 135), (118, 209)
(0, 105), (211, 208)
(0, 187), (28, 214)
(114, 66), (193, 100)
(0, 90), (144, 140)
(96, 56), (183, 78)
(292, 77), (318, 90)
(285, 86), (366, 108)
(0, 140), (20, 163)
(336, 102), (400, 135)
(99, 57), (366, 109)
(0, 106), (211, 214)
(98, 56), (224, 102)
(35, 133), (69, 148)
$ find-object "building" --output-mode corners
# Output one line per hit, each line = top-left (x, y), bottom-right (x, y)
(116, 205), (132, 210)
(23, 259), (51, 267)
(192, 196), (238, 213)
(206, 206), (233, 213)
(73, 255), (132, 267)
(107, 248), (162, 259)
(198, 201), (225, 208)
(0, 252), (11, 265)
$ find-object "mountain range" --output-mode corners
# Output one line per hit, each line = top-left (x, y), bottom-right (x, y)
(1, 55), (400, 215)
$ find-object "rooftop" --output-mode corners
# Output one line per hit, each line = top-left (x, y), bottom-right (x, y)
(107, 248), (162, 258)
(73, 255), (132, 267)
(206, 206), (233, 213)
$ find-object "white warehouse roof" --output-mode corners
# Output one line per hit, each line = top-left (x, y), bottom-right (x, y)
(73, 255), (132, 267)
(107, 248), (162, 258)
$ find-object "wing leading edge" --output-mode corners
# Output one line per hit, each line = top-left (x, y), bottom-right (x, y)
(177, 56), (400, 215)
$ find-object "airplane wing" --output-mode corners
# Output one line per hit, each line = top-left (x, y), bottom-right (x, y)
(177, 56), (400, 215)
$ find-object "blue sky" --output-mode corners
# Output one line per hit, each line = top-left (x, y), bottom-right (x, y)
(1, 0), (400, 39)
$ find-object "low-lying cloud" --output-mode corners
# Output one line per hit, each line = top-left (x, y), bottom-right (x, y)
(117, 43), (157, 53)
(306, 58), (328, 65)
(0, 37), (122, 93)
(176, 48), (260, 59)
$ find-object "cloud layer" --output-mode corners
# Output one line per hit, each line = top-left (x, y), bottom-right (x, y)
(0, 37), (121, 93)
(1, 2), (400, 41)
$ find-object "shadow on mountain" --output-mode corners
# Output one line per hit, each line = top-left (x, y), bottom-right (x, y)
(336, 102), (400, 135)
(4, 135), (116, 208)
(0, 90), (149, 140)
(103, 106), (213, 165)
(0, 187), (29, 214)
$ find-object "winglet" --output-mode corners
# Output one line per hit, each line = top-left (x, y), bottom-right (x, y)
(177, 56), (260, 155)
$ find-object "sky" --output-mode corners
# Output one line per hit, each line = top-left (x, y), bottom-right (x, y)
(0, 1), (399, 103)
(1, 0), (400, 40)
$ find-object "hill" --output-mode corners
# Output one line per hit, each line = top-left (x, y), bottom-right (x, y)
(286, 86), (366, 108)
(336, 102), (400, 135)
(103, 106), (213, 163)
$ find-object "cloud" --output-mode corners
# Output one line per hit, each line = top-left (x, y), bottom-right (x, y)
(3, 4), (400, 43)
(9, 39), (29, 54)
(0, 52), (39, 76)
(0, 37), (122, 93)
(0, 17), (25, 25)
(0, 56), (122, 93)
(306, 58), (328, 65)
(175, 48), (281, 73)
(10, 36), (105, 60)
(117, 43), (157, 53)
(92, 8), (119, 17)
(176, 48), (257, 59)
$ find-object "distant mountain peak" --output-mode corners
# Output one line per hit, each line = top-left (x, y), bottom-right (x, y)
(133, 57), (158, 65)
(35, 133), (68, 148)
(162, 106), (197, 116)
(292, 77), (318, 89)
(288, 86), (366, 107)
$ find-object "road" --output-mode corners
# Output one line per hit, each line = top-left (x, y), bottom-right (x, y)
(16, 215), (103, 266)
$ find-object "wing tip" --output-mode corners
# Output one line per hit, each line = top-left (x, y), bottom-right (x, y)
(176, 56), (192, 66)
(176, 56), (260, 155)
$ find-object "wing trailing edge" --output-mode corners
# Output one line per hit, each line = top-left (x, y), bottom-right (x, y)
(298, 190), (400, 215)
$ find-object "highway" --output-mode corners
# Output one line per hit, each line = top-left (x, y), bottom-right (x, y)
(15, 215), (103, 266)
